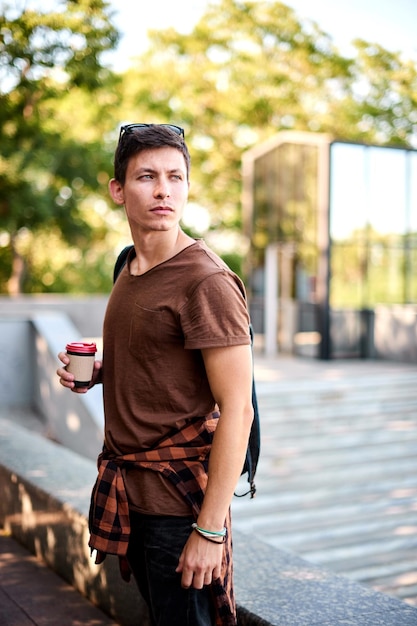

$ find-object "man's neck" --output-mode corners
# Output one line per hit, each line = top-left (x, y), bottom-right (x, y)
(129, 228), (194, 276)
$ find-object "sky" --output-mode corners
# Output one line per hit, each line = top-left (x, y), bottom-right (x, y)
(107, 0), (417, 71)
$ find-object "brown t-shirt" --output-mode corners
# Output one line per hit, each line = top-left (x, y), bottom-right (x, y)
(102, 240), (250, 514)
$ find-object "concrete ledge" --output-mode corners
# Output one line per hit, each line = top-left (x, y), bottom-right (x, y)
(0, 312), (104, 460)
(31, 312), (104, 459)
(0, 294), (108, 338)
(1, 419), (417, 626)
(233, 536), (417, 625)
(0, 419), (147, 626)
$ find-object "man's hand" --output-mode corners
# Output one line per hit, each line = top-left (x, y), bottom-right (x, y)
(56, 351), (102, 393)
(176, 529), (223, 589)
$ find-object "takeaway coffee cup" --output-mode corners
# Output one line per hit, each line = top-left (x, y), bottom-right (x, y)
(65, 342), (97, 388)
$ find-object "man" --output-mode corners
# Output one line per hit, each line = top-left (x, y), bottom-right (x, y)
(57, 123), (254, 626)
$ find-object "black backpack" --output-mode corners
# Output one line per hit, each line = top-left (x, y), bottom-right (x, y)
(113, 245), (260, 498)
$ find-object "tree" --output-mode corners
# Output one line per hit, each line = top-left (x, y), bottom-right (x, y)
(345, 40), (417, 146)
(3, 0), (416, 293)
(120, 1), (351, 228)
(119, 0), (417, 246)
(0, 0), (120, 294)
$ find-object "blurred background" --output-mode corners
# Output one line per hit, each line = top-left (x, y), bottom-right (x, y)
(1, 0), (416, 299)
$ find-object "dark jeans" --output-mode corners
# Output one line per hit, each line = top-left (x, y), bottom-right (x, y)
(127, 511), (215, 626)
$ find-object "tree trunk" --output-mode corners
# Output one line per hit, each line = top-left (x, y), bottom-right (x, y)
(7, 236), (25, 295)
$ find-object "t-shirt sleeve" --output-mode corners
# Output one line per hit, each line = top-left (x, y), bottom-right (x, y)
(180, 271), (251, 349)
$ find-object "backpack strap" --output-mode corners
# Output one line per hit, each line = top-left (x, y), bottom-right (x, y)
(113, 245), (134, 284)
(234, 322), (260, 498)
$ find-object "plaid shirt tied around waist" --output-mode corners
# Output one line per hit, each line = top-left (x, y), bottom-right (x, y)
(88, 412), (237, 626)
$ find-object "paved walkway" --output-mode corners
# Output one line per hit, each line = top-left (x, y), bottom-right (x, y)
(234, 352), (417, 607)
(0, 530), (118, 626)
(1, 353), (416, 624)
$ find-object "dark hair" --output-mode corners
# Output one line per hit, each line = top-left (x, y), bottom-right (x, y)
(114, 124), (191, 185)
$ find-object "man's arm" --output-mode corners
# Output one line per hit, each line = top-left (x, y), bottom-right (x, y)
(199, 343), (254, 529)
(176, 343), (253, 588)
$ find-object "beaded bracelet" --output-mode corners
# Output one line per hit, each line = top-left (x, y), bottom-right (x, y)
(191, 523), (227, 543)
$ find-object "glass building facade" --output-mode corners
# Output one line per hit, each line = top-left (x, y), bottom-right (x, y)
(242, 132), (417, 360)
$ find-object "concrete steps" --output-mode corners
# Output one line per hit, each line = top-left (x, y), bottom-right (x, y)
(232, 358), (417, 608)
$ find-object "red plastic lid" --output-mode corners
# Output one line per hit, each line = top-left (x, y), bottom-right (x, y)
(66, 342), (97, 354)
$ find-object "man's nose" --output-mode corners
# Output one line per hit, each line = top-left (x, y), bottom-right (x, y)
(154, 178), (170, 197)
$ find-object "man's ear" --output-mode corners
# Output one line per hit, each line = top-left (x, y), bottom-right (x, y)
(109, 178), (125, 205)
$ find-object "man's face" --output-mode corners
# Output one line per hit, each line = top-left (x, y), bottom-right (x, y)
(110, 146), (190, 234)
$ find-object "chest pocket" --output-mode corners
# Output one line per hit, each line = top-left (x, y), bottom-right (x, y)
(129, 304), (180, 362)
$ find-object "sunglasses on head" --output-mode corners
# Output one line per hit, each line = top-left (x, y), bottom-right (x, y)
(119, 123), (185, 139)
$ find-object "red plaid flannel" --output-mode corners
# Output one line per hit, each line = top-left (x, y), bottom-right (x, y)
(88, 412), (236, 625)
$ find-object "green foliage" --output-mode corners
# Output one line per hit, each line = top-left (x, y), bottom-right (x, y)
(0, 0), (120, 294)
(346, 40), (417, 146)
(1, 0), (416, 294)
(120, 0), (416, 249)
(220, 252), (243, 278)
(123, 0), (352, 221)
(330, 232), (412, 308)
